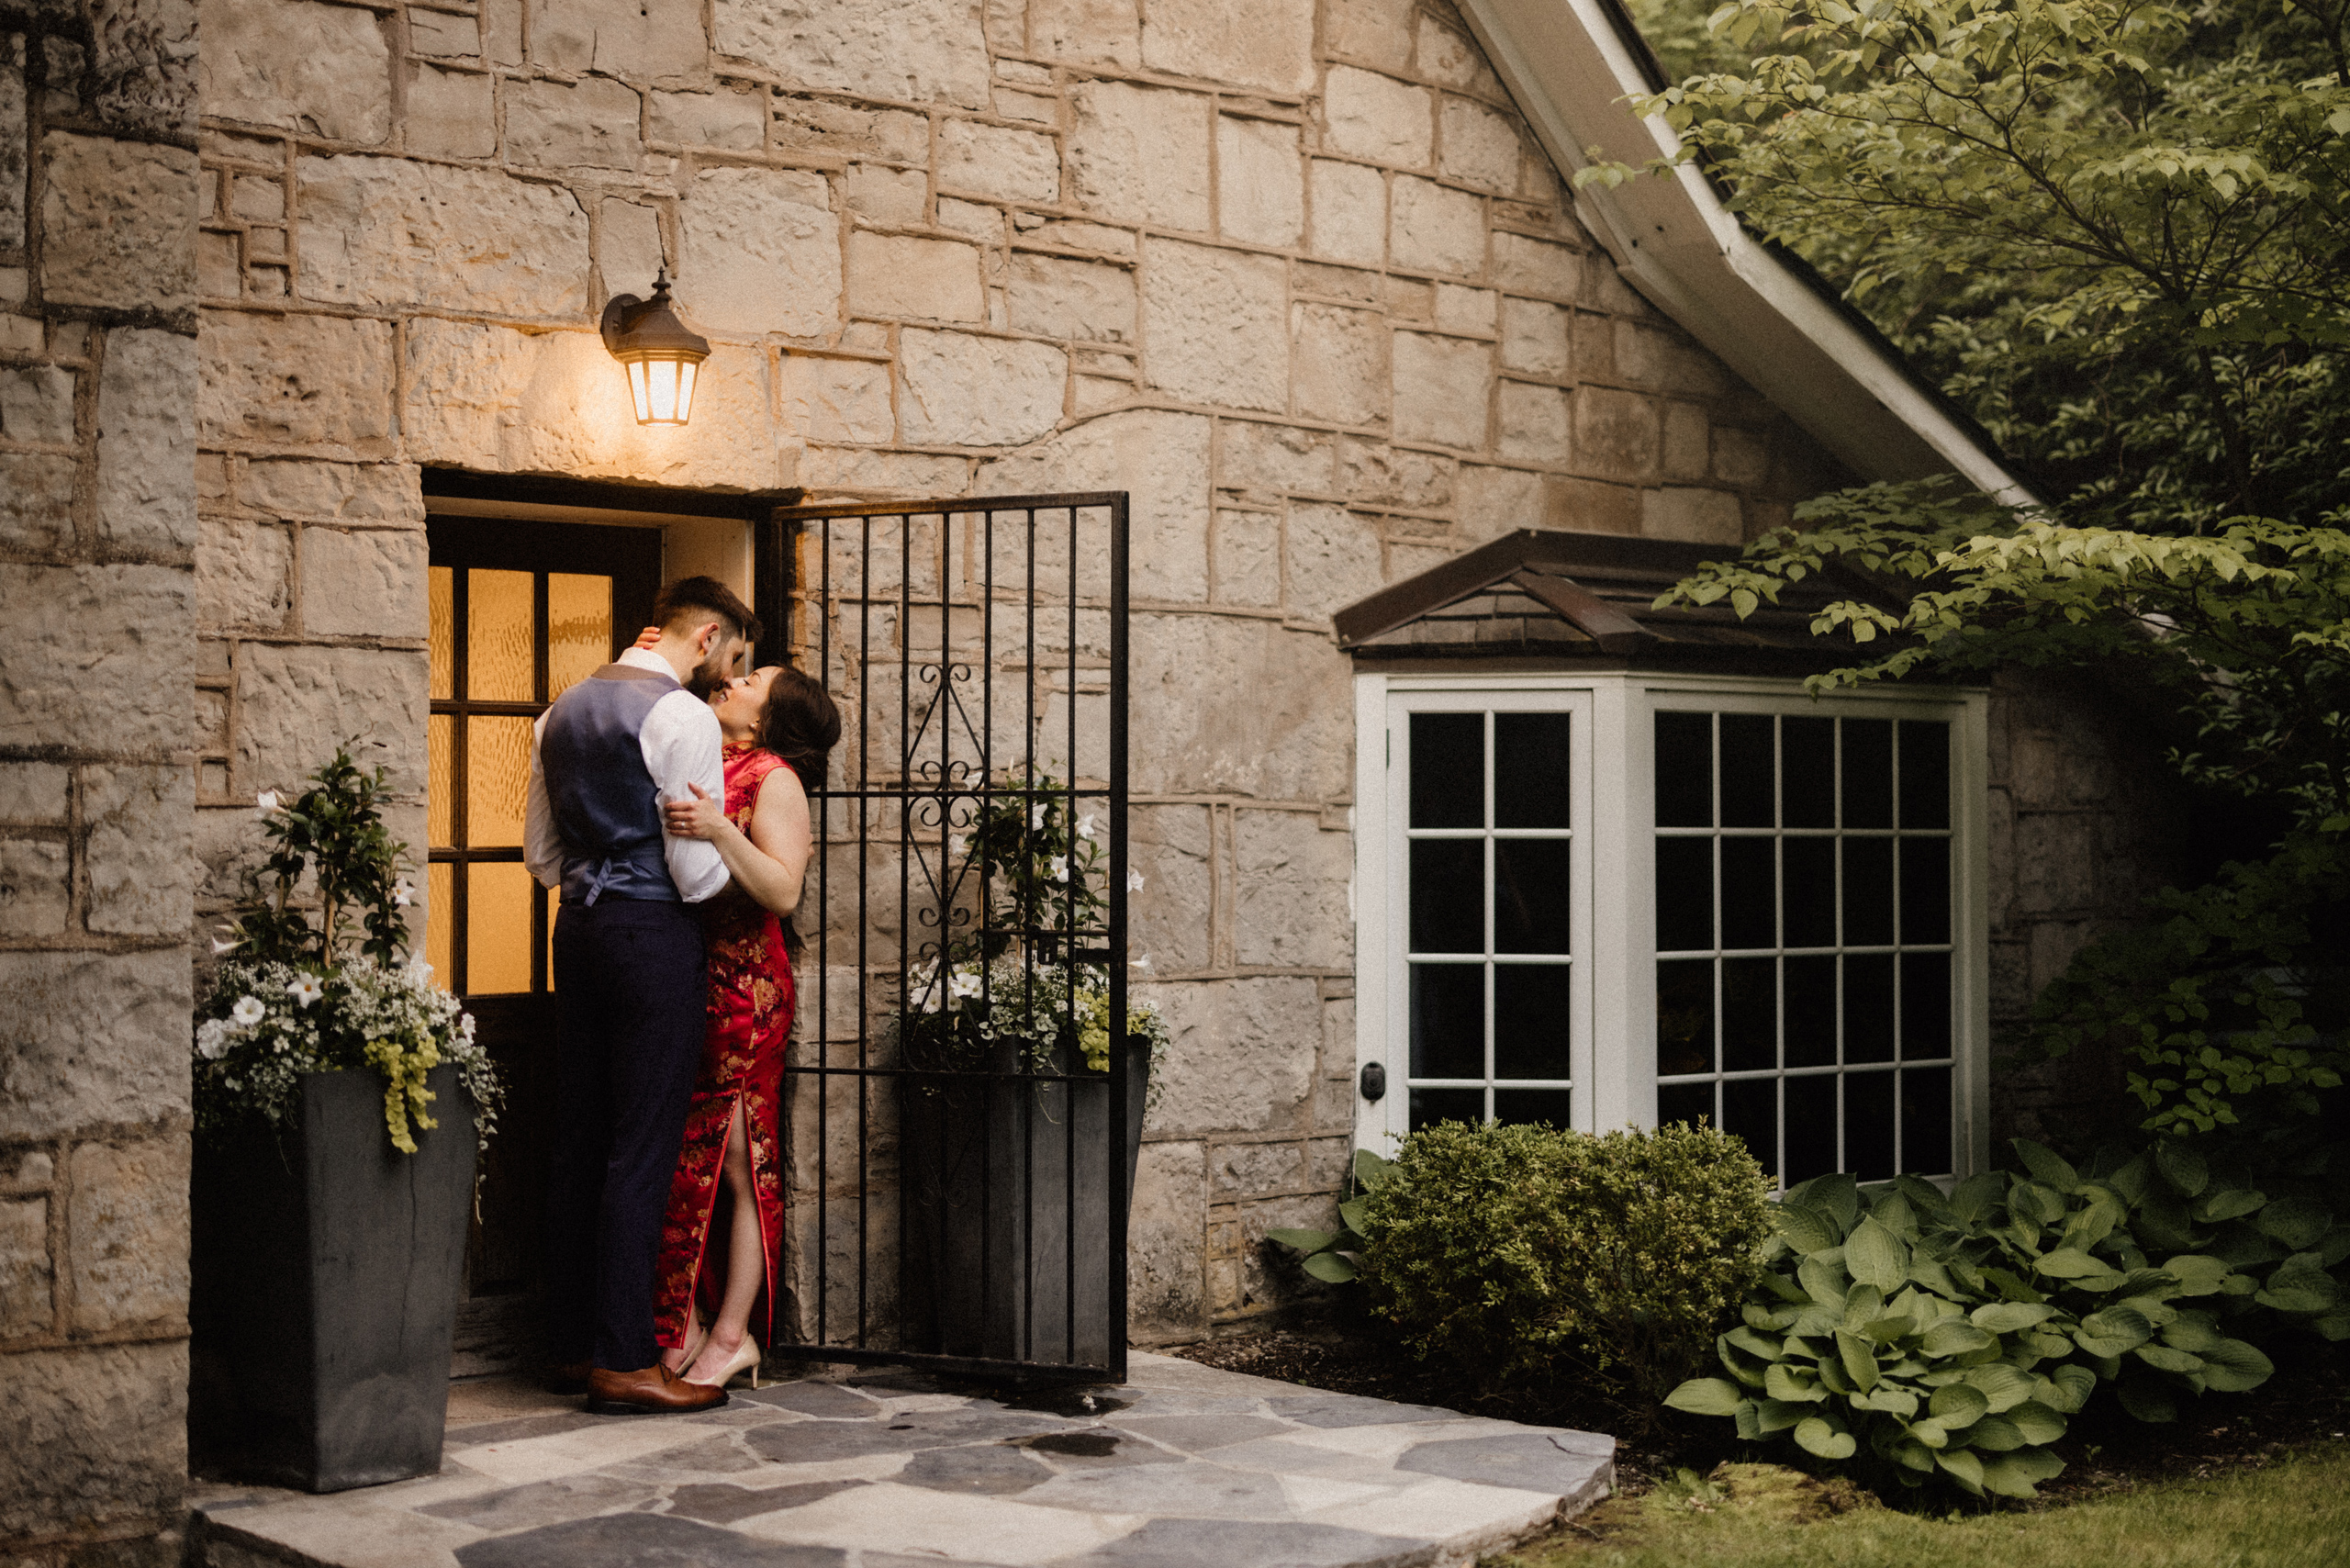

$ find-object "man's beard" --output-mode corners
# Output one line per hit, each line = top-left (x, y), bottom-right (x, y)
(686, 648), (732, 700)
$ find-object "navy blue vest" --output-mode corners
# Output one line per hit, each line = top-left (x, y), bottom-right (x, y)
(540, 664), (684, 905)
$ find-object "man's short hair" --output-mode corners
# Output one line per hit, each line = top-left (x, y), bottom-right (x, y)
(652, 576), (762, 645)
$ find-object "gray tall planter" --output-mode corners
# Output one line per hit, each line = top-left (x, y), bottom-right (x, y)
(901, 1036), (1150, 1368)
(190, 1065), (477, 1492)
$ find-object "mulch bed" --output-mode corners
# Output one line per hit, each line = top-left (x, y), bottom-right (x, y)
(1167, 1317), (2350, 1509)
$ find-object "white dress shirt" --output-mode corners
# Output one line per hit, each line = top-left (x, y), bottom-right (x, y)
(524, 646), (730, 904)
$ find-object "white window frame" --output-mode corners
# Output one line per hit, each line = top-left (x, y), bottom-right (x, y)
(1354, 669), (1993, 1181)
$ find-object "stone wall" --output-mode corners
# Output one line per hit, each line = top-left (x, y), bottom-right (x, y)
(0, 1), (198, 1564)
(191, 0), (1838, 1343)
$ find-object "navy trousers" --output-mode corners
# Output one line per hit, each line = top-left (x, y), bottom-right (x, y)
(545, 897), (706, 1372)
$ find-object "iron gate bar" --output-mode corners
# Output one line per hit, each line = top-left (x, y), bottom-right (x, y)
(764, 491), (1130, 1383)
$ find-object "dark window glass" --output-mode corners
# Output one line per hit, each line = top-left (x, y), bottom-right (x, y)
(1782, 837), (1836, 948)
(1720, 714), (1775, 827)
(1720, 836), (1776, 949)
(1658, 1081), (1714, 1130)
(1656, 959), (1715, 1076)
(1409, 839), (1483, 954)
(1843, 719), (1893, 828)
(1411, 711), (1483, 829)
(1655, 837), (1713, 951)
(1494, 1088), (1573, 1128)
(1844, 953), (1897, 1063)
(1494, 966), (1572, 1080)
(1783, 956), (1838, 1069)
(1722, 957), (1776, 1072)
(1494, 712), (1571, 829)
(1723, 1077), (1778, 1178)
(1655, 711), (1713, 827)
(1899, 720), (1951, 830)
(1900, 837), (1951, 946)
(1842, 836), (1895, 946)
(1782, 716), (1836, 828)
(1494, 838), (1572, 953)
(1409, 1087), (1484, 1131)
(1409, 964), (1484, 1080)
(1844, 1070), (1897, 1180)
(1900, 951), (1952, 1060)
(1902, 1067), (1953, 1174)
(1784, 1074), (1839, 1185)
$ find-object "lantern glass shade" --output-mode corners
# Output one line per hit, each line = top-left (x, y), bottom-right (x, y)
(623, 353), (699, 425)
(599, 271), (711, 428)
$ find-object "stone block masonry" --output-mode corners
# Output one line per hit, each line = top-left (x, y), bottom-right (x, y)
(0, 1), (199, 1565)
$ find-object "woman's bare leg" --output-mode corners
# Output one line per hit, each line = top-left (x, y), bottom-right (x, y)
(687, 1100), (765, 1378)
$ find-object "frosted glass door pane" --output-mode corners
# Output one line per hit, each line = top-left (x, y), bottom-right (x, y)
(547, 573), (612, 700)
(430, 566), (454, 700)
(467, 862), (535, 993)
(468, 568), (535, 701)
(466, 716), (533, 846)
(429, 714), (453, 846)
(426, 862), (453, 989)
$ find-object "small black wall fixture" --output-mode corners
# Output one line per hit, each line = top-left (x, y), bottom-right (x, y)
(1359, 1061), (1387, 1102)
(599, 268), (711, 426)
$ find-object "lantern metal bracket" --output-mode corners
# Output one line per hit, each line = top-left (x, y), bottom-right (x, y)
(599, 267), (710, 360)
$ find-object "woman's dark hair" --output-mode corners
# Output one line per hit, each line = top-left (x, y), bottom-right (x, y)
(755, 666), (839, 790)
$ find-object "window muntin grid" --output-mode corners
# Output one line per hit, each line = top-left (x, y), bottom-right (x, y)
(1403, 707), (1576, 1131)
(1651, 710), (1956, 1183)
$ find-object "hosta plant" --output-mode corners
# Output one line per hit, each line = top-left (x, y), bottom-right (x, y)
(1267, 1148), (1395, 1284)
(1667, 1140), (2346, 1501)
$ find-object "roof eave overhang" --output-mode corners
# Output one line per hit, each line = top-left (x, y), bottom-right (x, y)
(1454, 0), (2039, 507)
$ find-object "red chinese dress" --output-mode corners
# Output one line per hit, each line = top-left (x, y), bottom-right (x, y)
(654, 745), (794, 1350)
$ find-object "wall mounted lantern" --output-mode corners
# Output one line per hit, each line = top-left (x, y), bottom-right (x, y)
(600, 269), (711, 426)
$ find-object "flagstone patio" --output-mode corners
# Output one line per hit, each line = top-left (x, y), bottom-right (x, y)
(187, 1351), (1613, 1568)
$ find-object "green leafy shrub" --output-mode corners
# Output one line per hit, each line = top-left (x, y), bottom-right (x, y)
(1358, 1120), (1772, 1402)
(1667, 1140), (2350, 1501)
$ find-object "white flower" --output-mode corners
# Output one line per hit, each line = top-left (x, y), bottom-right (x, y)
(405, 956), (434, 981)
(1030, 803), (1049, 829)
(195, 1019), (232, 1060)
(286, 974), (324, 1009)
(1126, 869), (1147, 892)
(1077, 814), (1097, 842)
(1046, 855), (1069, 882)
(230, 995), (266, 1027)
(1130, 954), (1153, 972)
(955, 834), (974, 859)
(210, 936), (237, 956)
(392, 879), (414, 909)
(947, 969), (984, 1005)
(255, 790), (282, 816)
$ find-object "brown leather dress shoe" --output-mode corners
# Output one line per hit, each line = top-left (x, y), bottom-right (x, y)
(546, 1359), (593, 1395)
(588, 1362), (728, 1415)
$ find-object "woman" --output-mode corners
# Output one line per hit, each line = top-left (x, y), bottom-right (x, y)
(645, 658), (839, 1388)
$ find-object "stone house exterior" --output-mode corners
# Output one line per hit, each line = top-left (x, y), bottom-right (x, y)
(0, 0), (2189, 1562)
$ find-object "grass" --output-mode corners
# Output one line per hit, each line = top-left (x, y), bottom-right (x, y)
(1488, 1447), (2350, 1568)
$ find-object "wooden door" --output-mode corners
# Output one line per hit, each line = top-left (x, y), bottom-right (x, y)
(425, 516), (662, 1373)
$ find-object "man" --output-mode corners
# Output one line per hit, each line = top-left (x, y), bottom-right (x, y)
(524, 576), (758, 1414)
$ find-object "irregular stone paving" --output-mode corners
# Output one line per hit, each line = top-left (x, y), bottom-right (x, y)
(190, 1352), (1612, 1568)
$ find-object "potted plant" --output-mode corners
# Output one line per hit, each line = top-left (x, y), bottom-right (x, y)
(188, 745), (503, 1492)
(897, 778), (1167, 1366)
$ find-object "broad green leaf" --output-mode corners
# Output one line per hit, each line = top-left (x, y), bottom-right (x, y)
(2311, 1309), (2350, 1341)
(1718, 1336), (1768, 1389)
(2034, 1248), (2121, 1280)
(1845, 1215), (1910, 1292)
(2155, 1141), (2208, 1197)
(1798, 1253), (1851, 1307)
(1774, 1203), (1841, 1254)
(2254, 1195), (2333, 1249)
(1967, 1414), (2027, 1451)
(2043, 1363), (2098, 1414)
(1337, 1199), (1370, 1236)
(1301, 1250), (1357, 1283)
(1889, 1437), (1936, 1472)
(1725, 1326), (1784, 1361)
(1754, 1397), (1807, 1434)
(1743, 1301), (1800, 1332)
(2115, 1377), (2177, 1423)
(1928, 1382), (1989, 1427)
(1765, 1361), (1827, 1404)
(2006, 1401), (2067, 1445)
(2011, 1138), (2079, 1193)
(1863, 1384), (1919, 1417)
(2198, 1337), (2275, 1393)
(1921, 1318), (1994, 1358)
(1733, 1399), (1762, 1441)
(1949, 1172), (2007, 1226)
(2073, 1305), (2154, 1356)
(2161, 1254), (2232, 1295)
(2196, 1188), (2267, 1224)
(1971, 1301), (2057, 1333)
(2133, 1343), (2204, 1374)
(1795, 1417), (1857, 1461)
(1352, 1148), (1393, 1192)
(1978, 1450), (2063, 1498)
(1663, 1378), (1745, 1417)
(1935, 1447), (1986, 1495)
(1964, 1363), (2036, 1413)
(1265, 1228), (1333, 1253)
(1835, 1329), (1880, 1391)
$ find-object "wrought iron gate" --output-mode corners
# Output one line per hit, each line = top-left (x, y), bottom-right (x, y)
(767, 493), (1130, 1382)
